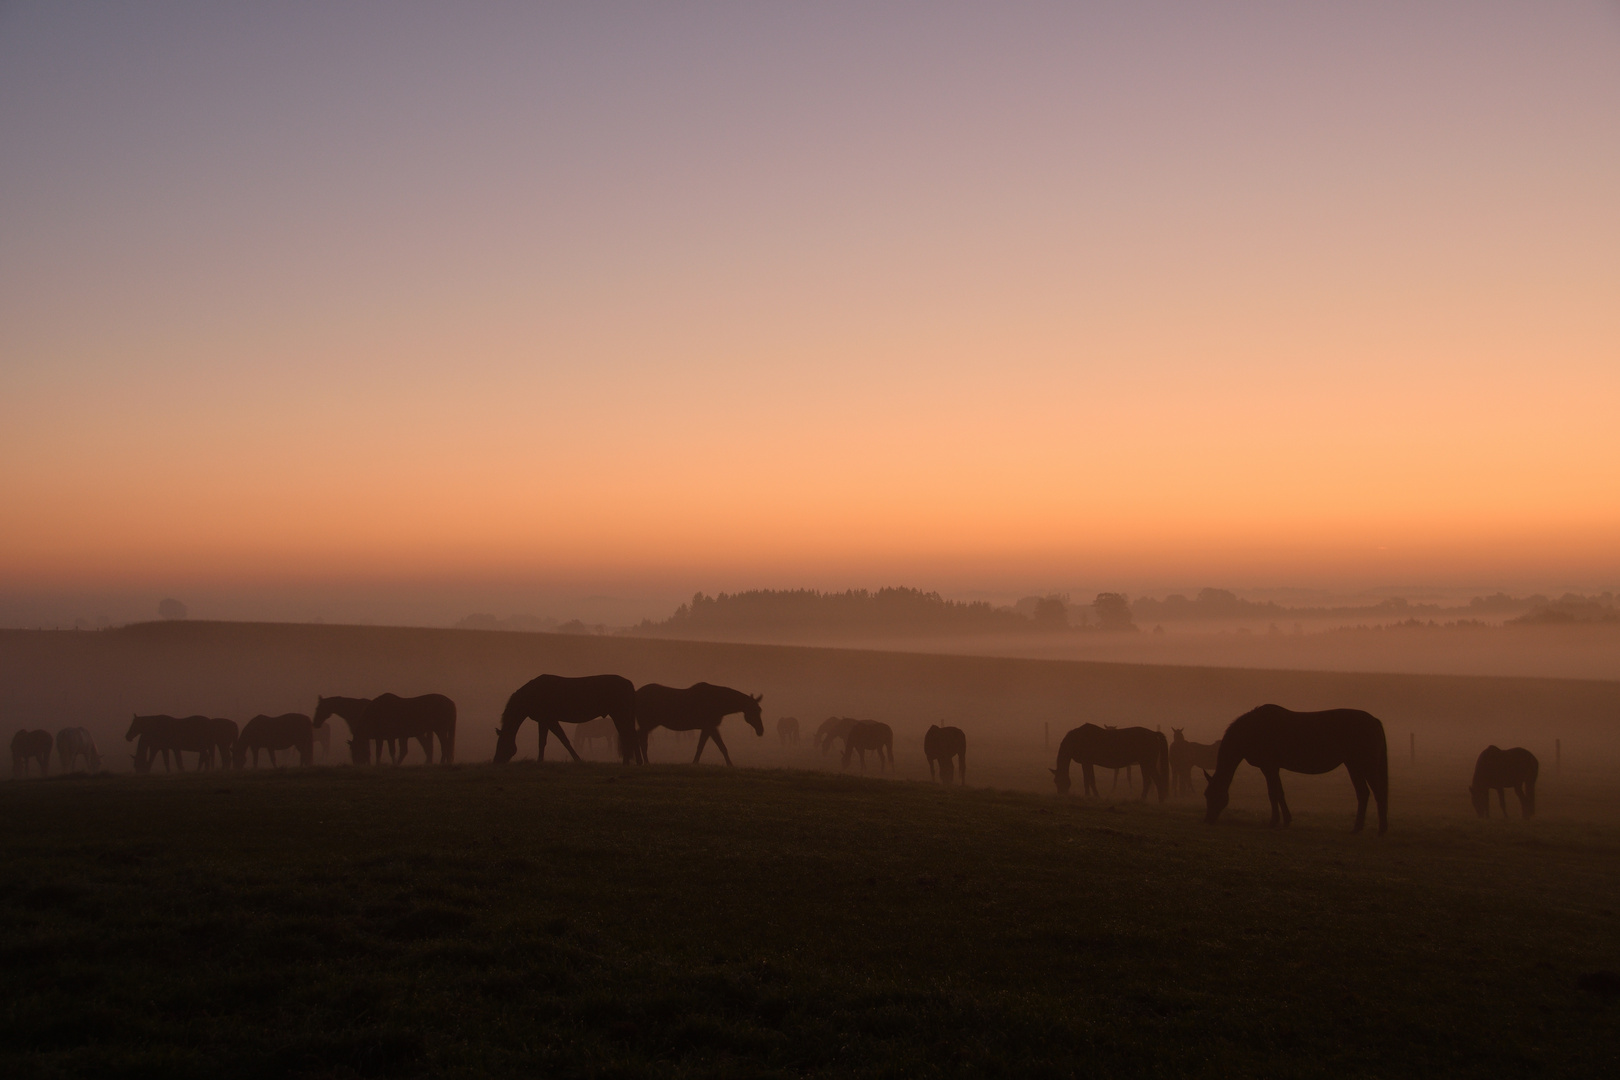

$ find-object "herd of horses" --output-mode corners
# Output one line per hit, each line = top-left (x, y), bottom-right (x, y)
(9, 676), (1544, 831)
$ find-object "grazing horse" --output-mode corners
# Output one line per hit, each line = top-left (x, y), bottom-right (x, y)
(1470, 746), (1538, 820)
(1203, 704), (1389, 835)
(924, 724), (966, 784)
(126, 715), (234, 773)
(572, 716), (620, 754)
(11, 729), (52, 777)
(494, 674), (638, 765)
(777, 716), (800, 745)
(1051, 724), (1169, 801)
(816, 716), (857, 755)
(842, 720), (894, 773)
(352, 694), (457, 765)
(55, 727), (101, 773)
(635, 683), (763, 766)
(314, 696), (396, 764)
(234, 714), (315, 768)
(197, 718), (240, 769)
(1169, 728), (1221, 797)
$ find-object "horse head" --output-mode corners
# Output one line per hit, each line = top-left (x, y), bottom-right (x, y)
(1202, 768), (1228, 823)
(312, 697), (334, 727)
(493, 723), (518, 764)
(1050, 766), (1071, 796)
(742, 693), (764, 736)
(125, 714), (150, 741)
(1172, 727), (1185, 743)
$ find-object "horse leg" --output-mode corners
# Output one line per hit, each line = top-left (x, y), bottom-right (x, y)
(710, 728), (734, 766)
(1498, 788), (1508, 817)
(1262, 767), (1289, 826)
(958, 751), (965, 786)
(1082, 763), (1097, 798)
(548, 722), (582, 763)
(693, 729), (710, 764)
(1347, 766), (1370, 833)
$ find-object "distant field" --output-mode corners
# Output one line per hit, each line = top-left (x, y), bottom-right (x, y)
(3, 621), (1619, 777)
(3, 764), (1618, 1078)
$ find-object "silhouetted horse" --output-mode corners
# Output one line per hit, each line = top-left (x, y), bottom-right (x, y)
(11, 729), (52, 777)
(635, 683), (763, 766)
(816, 716), (856, 755)
(1051, 724), (1169, 801)
(352, 694), (456, 765)
(1169, 728), (1221, 797)
(126, 715), (234, 773)
(234, 714), (315, 768)
(924, 724), (966, 784)
(1471, 745), (1538, 820)
(1203, 704), (1389, 834)
(494, 674), (637, 764)
(55, 727), (101, 773)
(571, 716), (621, 755)
(312, 721), (331, 760)
(842, 720), (894, 773)
(197, 718), (240, 769)
(314, 696), (397, 764)
(777, 716), (800, 745)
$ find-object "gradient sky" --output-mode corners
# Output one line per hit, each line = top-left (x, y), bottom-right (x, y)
(2, 2), (1618, 625)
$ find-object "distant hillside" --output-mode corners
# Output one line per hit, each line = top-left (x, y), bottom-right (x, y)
(631, 588), (1051, 640)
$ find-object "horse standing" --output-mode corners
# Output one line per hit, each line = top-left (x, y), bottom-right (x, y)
(234, 714), (315, 768)
(635, 683), (763, 766)
(816, 716), (856, 755)
(924, 724), (966, 784)
(842, 720), (894, 773)
(314, 696), (396, 764)
(196, 718), (240, 769)
(1470, 745), (1538, 819)
(11, 729), (52, 777)
(1051, 725), (1169, 801)
(777, 716), (800, 745)
(55, 727), (101, 773)
(126, 715), (233, 773)
(353, 694), (456, 764)
(1169, 728), (1221, 797)
(1203, 704), (1389, 834)
(494, 674), (637, 764)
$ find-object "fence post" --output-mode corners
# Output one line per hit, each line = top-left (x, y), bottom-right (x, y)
(1044, 722), (1049, 750)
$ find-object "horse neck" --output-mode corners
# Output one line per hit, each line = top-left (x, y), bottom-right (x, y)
(1209, 732), (1244, 789)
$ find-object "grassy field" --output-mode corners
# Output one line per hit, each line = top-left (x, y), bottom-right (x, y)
(4, 763), (1618, 1078)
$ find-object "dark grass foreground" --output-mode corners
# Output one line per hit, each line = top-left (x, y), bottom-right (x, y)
(3, 766), (1617, 1078)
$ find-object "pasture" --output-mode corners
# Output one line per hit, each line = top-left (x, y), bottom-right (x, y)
(4, 764), (1619, 1078)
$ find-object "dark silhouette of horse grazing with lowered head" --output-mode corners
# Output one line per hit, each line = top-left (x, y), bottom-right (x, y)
(635, 683), (763, 765)
(816, 716), (856, 755)
(842, 720), (894, 773)
(1203, 704), (1389, 834)
(777, 716), (800, 745)
(314, 696), (401, 764)
(494, 674), (638, 764)
(55, 727), (101, 773)
(351, 694), (456, 764)
(127, 715), (235, 773)
(234, 714), (315, 768)
(1169, 728), (1221, 797)
(924, 724), (966, 784)
(12, 729), (52, 777)
(1051, 724), (1169, 800)
(1471, 745), (1538, 819)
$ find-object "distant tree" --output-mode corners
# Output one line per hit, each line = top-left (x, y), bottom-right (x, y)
(1032, 595), (1070, 630)
(1092, 592), (1136, 632)
(158, 598), (188, 621)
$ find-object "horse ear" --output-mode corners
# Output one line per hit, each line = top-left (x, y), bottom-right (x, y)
(752, 693), (762, 703)
(1201, 769), (1212, 783)
(1049, 768), (1058, 777)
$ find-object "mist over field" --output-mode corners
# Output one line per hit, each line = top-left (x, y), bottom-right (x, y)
(4, 2), (1619, 1075)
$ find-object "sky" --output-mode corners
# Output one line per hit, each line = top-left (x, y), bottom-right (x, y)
(2, 2), (1618, 627)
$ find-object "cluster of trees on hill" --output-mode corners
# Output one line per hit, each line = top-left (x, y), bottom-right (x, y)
(631, 588), (1144, 639)
(1127, 588), (1609, 623)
